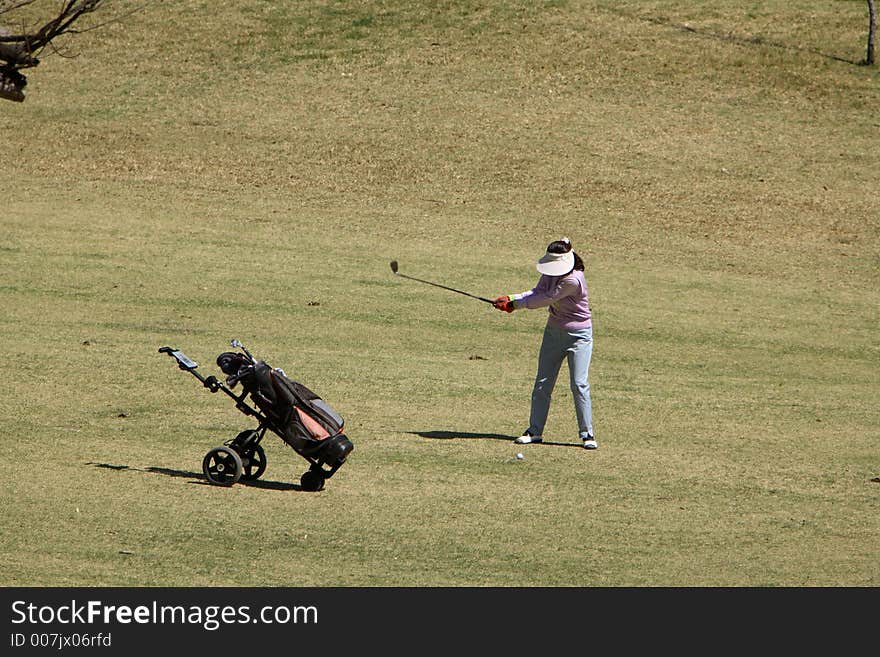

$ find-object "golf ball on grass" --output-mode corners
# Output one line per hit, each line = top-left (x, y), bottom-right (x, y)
(516, 453), (524, 460)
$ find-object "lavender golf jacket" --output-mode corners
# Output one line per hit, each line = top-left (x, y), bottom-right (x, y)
(511, 269), (592, 330)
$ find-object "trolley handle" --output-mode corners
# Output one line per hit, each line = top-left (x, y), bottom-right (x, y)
(159, 344), (270, 424)
(159, 346), (199, 371)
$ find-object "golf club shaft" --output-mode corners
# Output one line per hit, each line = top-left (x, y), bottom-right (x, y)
(393, 269), (494, 304)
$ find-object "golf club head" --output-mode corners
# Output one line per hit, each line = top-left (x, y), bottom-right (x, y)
(390, 260), (399, 274)
(230, 338), (254, 362)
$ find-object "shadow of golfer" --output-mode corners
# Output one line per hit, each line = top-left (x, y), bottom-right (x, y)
(87, 462), (301, 491)
(409, 430), (514, 441)
(408, 430), (582, 448)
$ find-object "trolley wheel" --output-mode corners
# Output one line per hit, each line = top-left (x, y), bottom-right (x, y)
(300, 468), (326, 492)
(202, 446), (243, 486)
(240, 444), (267, 481)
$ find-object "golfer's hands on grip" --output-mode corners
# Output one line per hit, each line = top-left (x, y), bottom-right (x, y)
(493, 295), (515, 313)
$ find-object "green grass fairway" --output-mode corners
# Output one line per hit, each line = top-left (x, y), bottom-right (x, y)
(1, 1), (877, 586)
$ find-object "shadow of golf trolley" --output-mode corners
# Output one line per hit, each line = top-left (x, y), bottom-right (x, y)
(159, 340), (353, 492)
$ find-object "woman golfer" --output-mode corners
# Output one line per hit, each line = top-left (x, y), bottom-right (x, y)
(493, 237), (596, 449)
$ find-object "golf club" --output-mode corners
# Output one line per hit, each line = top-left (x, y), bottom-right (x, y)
(390, 260), (495, 305)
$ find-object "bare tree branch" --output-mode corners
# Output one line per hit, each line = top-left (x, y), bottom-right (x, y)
(0, 0), (110, 101)
(0, 1), (38, 17)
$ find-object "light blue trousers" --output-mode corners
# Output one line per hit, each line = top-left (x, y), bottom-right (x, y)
(528, 324), (594, 440)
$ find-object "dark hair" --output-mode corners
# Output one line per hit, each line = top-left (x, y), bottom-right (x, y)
(547, 239), (585, 272)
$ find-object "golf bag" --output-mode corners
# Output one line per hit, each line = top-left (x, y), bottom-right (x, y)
(160, 341), (354, 491)
(216, 351), (349, 457)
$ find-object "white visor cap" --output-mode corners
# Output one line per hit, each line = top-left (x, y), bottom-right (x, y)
(536, 246), (575, 276)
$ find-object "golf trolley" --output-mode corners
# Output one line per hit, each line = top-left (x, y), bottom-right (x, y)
(159, 340), (353, 491)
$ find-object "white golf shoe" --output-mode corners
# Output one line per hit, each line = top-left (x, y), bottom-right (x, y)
(583, 436), (598, 450)
(514, 431), (542, 445)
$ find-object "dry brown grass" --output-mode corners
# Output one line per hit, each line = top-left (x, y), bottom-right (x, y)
(1, 1), (877, 586)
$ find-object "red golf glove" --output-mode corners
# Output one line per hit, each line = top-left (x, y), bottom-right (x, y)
(493, 296), (515, 313)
